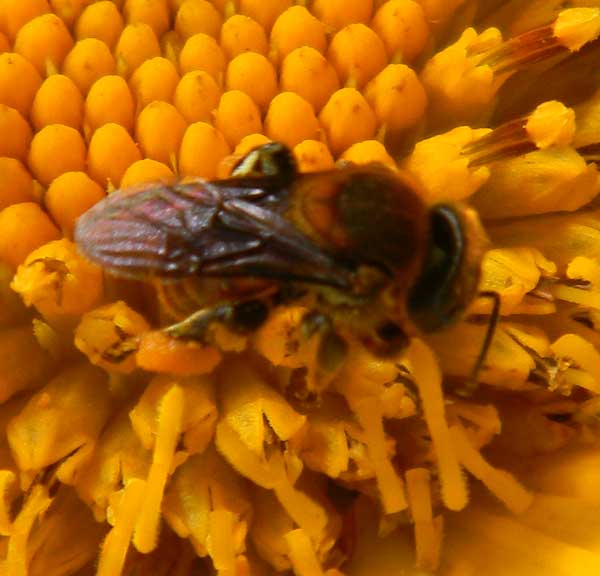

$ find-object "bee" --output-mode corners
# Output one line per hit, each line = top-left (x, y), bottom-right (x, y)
(75, 143), (493, 387)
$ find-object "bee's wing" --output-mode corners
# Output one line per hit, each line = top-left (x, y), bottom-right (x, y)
(75, 180), (354, 289)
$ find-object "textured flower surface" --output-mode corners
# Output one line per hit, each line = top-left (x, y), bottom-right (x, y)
(2, 0), (600, 575)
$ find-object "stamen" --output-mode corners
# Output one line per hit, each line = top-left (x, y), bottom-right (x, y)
(97, 479), (146, 576)
(479, 9), (600, 74)
(449, 423), (532, 514)
(270, 450), (328, 544)
(6, 485), (52, 576)
(285, 528), (326, 576)
(133, 384), (183, 553)
(554, 7), (600, 52)
(421, 10), (600, 131)
(478, 25), (565, 74)
(406, 468), (441, 572)
(208, 510), (236, 574)
(407, 339), (467, 511)
(463, 101), (575, 167)
(351, 396), (408, 513)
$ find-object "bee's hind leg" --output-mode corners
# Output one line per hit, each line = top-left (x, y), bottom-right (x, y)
(164, 299), (270, 342)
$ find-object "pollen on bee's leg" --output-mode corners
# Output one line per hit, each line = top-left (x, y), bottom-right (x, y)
(133, 384), (183, 553)
(406, 468), (441, 572)
(407, 339), (468, 512)
(136, 330), (222, 375)
(97, 478), (146, 576)
(449, 423), (532, 515)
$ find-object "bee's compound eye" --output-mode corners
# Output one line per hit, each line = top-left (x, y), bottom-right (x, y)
(408, 204), (471, 332)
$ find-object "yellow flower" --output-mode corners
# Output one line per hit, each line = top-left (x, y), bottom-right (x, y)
(2, 1), (600, 575)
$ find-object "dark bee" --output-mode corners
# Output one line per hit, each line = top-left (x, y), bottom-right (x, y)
(75, 143), (489, 380)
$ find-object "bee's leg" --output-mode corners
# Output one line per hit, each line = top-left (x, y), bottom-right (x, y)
(231, 142), (297, 182)
(301, 311), (348, 376)
(164, 299), (270, 342)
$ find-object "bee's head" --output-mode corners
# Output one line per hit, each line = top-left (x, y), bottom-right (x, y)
(408, 204), (488, 332)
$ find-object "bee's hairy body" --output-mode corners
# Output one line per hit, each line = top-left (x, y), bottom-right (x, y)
(75, 143), (488, 380)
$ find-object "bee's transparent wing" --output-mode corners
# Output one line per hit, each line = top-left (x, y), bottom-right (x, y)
(75, 179), (354, 289)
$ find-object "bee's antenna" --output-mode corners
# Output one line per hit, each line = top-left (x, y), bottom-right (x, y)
(457, 290), (501, 397)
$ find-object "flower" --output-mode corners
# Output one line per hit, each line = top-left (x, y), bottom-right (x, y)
(1, 1), (600, 575)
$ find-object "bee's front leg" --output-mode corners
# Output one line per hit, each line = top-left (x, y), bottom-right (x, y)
(164, 299), (270, 342)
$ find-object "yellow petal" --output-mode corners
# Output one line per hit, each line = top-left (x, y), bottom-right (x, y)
(472, 147), (599, 218)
